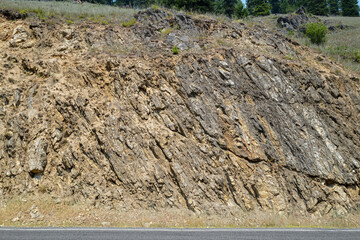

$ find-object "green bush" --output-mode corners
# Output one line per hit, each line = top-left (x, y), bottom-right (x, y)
(354, 50), (360, 63)
(172, 45), (179, 55)
(122, 18), (136, 27)
(305, 22), (327, 45)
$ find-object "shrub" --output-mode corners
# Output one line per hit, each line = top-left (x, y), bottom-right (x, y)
(172, 45), (179, 55)
(305, 22), (327, 45)
(354, 50), (360, 63)
(122, 18), (136, 27)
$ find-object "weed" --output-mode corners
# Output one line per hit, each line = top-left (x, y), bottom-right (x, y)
(354, 50), (360, 63)
(172, 45), (179, 55)
(287, 29), (295, 37)
(122, 18), (136, 27)
(33, 8), (46, 21)
(19, 9), (28, 14)
(66, 19), (73, 25)
(217, 39), (225, 46)
(48, 10), (55, 18)
(101, 20), (109, 25)
(160, 28), (173, 36)
(285, 54), (295, 60)
(152, 4), (159, 10)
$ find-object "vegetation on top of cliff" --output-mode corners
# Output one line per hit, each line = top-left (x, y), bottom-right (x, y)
(0, 0), (137, 23)
(0, 0), (359, 73)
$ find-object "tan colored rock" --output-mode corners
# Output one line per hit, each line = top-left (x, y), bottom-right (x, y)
(9, 25), (28, 47)
(0, 9), (359, 218)
(28, 137), (48, 174)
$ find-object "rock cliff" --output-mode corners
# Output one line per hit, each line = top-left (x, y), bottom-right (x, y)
(0, 8), (360, 216)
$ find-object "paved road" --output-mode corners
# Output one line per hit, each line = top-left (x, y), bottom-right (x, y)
(1, 227), (360, 240)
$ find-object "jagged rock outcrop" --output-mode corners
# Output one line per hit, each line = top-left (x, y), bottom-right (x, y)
(277, 7), (349, 33)
(0, 8), (359, 216)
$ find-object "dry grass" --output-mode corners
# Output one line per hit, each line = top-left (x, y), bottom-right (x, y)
(1, 194), (360, 228)
(318, 16), (360, 73)
(0, 0), (137, 23)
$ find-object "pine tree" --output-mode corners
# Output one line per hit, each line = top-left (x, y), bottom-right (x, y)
(341, 0), (359, 16)
(247, 0), (271, 16)
(305, 0), (329, 15)
(269, 0), (281, 13)
(234, 1), (249, 18)
(277, 0), (305, 13)
(161, 0), (213, 12)
(214, 0), (238, 16)
(329, 0), (340, 15)
(279, 0), (288, 13)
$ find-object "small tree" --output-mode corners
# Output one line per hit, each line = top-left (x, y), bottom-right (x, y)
(305, 22), (327, 45)
(305, 0), (329, 15)
(269, 0), (281, 13)
(214, 0), (238, 16)
(247, 0), (271, 16)
(329, 0), (340, 15)
(233, 1), (249, 18)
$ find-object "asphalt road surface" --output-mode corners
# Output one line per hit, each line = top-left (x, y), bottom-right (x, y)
(1, 227), (360, 240)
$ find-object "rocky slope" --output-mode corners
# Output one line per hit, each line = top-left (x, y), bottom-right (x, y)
(0, 8), (360, 216)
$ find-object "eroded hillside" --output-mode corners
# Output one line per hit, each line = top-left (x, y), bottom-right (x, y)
(1, 8), (360, 219)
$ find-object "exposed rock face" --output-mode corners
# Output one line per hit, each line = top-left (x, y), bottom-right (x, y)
(0, 9), (359, 216)
(0, 9), (27, 21)
(277, 7), (321, 33)
(277, 7), (349, 33)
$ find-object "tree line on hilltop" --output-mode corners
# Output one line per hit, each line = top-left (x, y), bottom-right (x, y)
(60, 0), (360, 17)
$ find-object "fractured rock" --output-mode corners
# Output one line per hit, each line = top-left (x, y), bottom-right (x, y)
(28, 137), (48, 174)
(9, 25), (29, 47)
